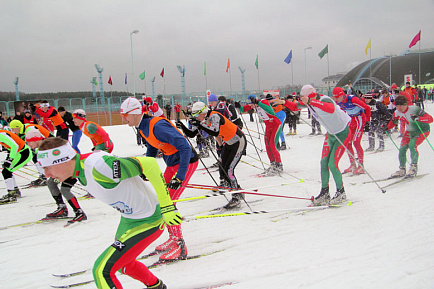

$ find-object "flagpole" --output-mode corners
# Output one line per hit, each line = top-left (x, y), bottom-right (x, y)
(229, 67), (232, 98)
(291, 61), (294, 88)
(257, 68), (261, 93)
(418, 36), (421, 84)
(327, 52), (330, 95)
(369, 45), (372, 91)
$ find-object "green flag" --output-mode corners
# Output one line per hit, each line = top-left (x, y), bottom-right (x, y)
(255, 55), (258, 69)
(139, 70), (145, 80)
(204, 62), (206, 75)
(93, 78), (98, 86)
(318, 44), (328, 59)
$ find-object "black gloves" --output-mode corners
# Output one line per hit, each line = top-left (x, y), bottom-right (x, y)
(2, 158), (12, 169)
(363, 122), (370, 132)
(167, 177), (183, 190)
(234, 101), (241, 109)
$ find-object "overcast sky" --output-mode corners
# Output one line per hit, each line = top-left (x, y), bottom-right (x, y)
(1, 0), (434, 96)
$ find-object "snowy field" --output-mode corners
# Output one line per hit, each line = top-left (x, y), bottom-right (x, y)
(1, 103), (434, 289)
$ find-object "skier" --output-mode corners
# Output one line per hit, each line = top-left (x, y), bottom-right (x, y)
(332, 87), (371, 175)
(273, 85), (351, 205)
(22, 110), (38, 124)
(58, 106), (82, 153)
(178, 101), (247, 209)
(38, 137), (179, 289)
(25, 127), (87, 225)
(270, 94), (287, 150)
(363, 94), (392, 152)
(30, 101), (69, 139)
(120, 97), (198, 262)
(72, 109), (114, 153)
(164, 102), (172, 120)
(9, 119), (52, 186)
(382, 94), (433, 178)
(238, 95), (286, 174)
(0, 129), (33, 203)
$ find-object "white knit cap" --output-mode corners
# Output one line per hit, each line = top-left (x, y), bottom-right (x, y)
(191, 101), (209, 116)
(25, 127), (44, 142)
(120, 97), (143, 115)
(300, 84), (317, 98)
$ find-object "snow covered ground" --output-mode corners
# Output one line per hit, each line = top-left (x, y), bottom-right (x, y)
(1, 103), (434, 289)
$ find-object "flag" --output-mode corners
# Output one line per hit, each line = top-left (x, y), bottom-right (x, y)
(108, 76), (112, 85)
(182, 66), (185, 77)
(226, 58), (230, 73)
(125, 73), (127, 84)
(255, 55), (259, 69)
(409, 30), (421, 48)
(204, 62), (206, 75)
(284, 50), (292, 64)
(93, 78), (98, 86)
(318, 44), (328, 59)
(365, 38), (371, 55)
(160, 68), (165, 77)
(139, 71), (145, 80)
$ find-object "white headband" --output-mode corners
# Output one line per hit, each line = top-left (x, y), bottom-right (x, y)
(37, 143), (77, 167)
(40, 103), (50, 108)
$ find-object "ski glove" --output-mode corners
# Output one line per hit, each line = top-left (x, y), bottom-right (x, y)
(2, 158), (12, 169)
(363, 121), (370, 132)
(160, 204), (183, 226)
(189, 119), (201, 127)
(380, 124), (389, 132)
(234, 101), (241, 109)
(167, 177), (183, 190)
(411, 115), (419, 121)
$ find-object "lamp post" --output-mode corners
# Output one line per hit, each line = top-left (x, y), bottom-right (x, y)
(130, 29), (139, 96)
(304, 46), (312, 84)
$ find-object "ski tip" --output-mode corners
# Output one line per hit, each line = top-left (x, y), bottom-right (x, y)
(299, 179), (304, 183)
(347, 201), (353, 206)
(381, 189), (386, 194)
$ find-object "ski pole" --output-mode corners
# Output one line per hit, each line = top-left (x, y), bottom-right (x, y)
(306, 103), (386, 194)
(414, 121), (434, 151)
(238, 108), (266, 169)
(175, 190), (313, 203)
(184, 206), (330, 221)
(186, 181), (299, 192)
(240, 159), (263, 171)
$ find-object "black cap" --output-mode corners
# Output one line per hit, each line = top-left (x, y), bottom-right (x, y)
(57, 106), (66, 112)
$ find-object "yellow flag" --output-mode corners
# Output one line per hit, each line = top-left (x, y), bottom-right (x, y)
(365, 38), (371, 55)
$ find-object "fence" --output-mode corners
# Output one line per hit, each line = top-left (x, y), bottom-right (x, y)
(0, 87), (332, 126)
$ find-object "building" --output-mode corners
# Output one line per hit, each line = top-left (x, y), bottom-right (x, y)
(336, 49), (434, 93)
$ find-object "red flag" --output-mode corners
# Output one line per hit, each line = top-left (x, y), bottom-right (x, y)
(226, 58), (230, 73)
(409, 30), (421, 48)
(160, 68), (165, 77)
(108, 76), (113, 85)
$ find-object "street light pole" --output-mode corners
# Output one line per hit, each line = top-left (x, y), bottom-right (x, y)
(130, 29), (139, 96)
(304, 46), (312, 84)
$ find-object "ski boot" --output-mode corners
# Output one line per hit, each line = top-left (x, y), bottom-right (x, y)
(223, 193), (243, 210)
(156, 236), (179, 252)
(312, 187), (330, 206)
(13, 187), (21, 198)
(66, 209), (87, 225)
(365, 146), (374, 152)
(147, 279), (167, 289)
(376, 144), (384, 152)
(279, 142), (287, 151)
(391, 167), (406, 178)
(343, 163), (357, 174)
(273, 162), (283, 172)
(30, 175), (47, 186)
(46, 204), (68, 218)
(0, 190), (17, 204)
(330, 187), (346, 205)
(309, 131), (316, 136)
(407, 164), (418, 178)
(159, 238), (188, 261)
(353, 165), (364, 174)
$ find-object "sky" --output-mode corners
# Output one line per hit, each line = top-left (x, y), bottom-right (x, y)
(1, 0), (434, 96)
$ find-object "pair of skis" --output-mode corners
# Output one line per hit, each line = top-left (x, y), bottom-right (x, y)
(50, 250), (223, 288)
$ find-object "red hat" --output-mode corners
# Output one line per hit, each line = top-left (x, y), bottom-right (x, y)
(391, 83), (398, 90)
(332, 87), (345, 97)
